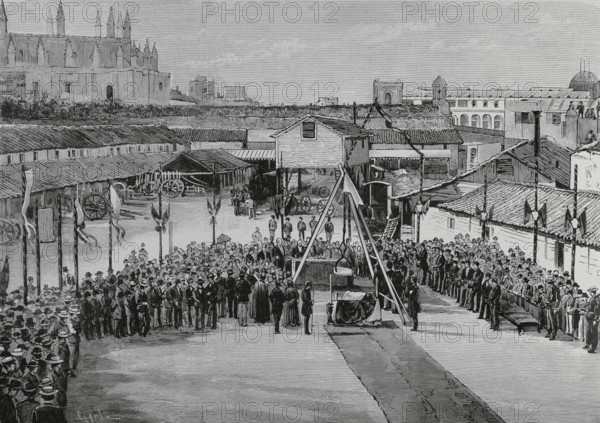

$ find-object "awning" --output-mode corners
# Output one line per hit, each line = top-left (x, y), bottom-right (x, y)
(226, 149), (276, 161)
(370, 149), (452, 159)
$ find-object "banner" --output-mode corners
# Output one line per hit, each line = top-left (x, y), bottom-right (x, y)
(21, 168), (36, 240)
(37, 208), (54, 243)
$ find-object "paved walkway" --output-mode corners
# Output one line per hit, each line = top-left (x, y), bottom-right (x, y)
(387, 287), (599, 423)
(67, 295), (387, 423)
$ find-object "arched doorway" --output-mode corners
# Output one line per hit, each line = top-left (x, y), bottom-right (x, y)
(384, 92), (392, 105)
(460, 114), (469, 126)
(471, 114), (481, 127)
(106, 84), (113, 100)
(494, 115), (503, 130)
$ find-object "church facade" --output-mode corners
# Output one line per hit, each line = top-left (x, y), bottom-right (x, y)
(0, 1), (170, 105)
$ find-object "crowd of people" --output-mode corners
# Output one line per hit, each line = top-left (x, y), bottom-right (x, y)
(371, 234), (600, 353)
(2, 220), (599, 422)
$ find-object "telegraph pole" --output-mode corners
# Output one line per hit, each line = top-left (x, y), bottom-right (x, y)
(571, 165), (578, 279)
(73, 186), (80, 294)
(57, 195), (63, 291)
(482, 174), (488, 241)
(158, 171), (163, 266)
(107, 181), (113, 273)
(21, 165), (28, 305)
(533, 111), (541, 264)
(212, 163), (217, 246)
(34, 200), (41, 296)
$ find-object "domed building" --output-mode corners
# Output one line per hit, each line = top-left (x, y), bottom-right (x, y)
(569, 71), (600, 99)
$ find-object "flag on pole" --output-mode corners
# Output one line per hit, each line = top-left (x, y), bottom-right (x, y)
(539, 203), (548, 227)
(579, 208), (587, 237)
(524, 199), (532, 224)
(343, 173), (364, 206)
(422, 197), (431, 215)
(21, 168), (36, 240)
(74, 197), (98, 246)
(110, 185), (126, 243)
(564, 208), (572, 232)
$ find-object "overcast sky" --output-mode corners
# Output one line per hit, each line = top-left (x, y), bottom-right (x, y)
(7, 0), (600, 104)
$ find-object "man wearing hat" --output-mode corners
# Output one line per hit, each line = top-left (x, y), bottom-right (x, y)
(226, 270), (238, 319)
(269, 281), (285, 334)
(32, 386), (67, 423)
(0, 377), (17, 423)
(301, 281), (313, 335)
(544, 278), (561, 340)
(584, 286), (600, 353)
(47, 353), (67, 406)
(235, 272), (251, 327)
(16, 381), (38, 423)
(407, 276), (421, 331)
(62, 267), (75, 292)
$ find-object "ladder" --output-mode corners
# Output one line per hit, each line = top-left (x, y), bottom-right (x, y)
(382, 217), (399, 239)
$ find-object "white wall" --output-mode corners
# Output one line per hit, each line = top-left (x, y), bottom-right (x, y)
(571, 151), (600, 192)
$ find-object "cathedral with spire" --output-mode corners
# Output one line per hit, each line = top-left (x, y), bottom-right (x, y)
(0, 0), (170, 105)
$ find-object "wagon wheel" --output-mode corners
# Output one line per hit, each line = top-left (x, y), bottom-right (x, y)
(0, 221), (15, 244)
(318, 186), (330, 198)
(284, 196), (298, 216)
(317, 200), (334, 216)
(160, 179), (184, 198)
(82, 193), (108, 221)
(300, 196), (311, 213)
(60, 197), (74, 218)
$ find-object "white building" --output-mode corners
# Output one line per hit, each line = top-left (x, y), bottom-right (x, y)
(419, 180), (600, 290)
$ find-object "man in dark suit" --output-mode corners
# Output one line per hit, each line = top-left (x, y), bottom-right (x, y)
(469, 262), (484, 313)
(478, 272), (493, 320)
(171, 280), (183, 329)
(431, 247), (446, 293)
(416, 243), (429, 286)
(226, 270), (238, 319)
(488, 278), (502, 330)
(269, 281), (285, 334)
(407, 276), (420, 331)
(31, 386), (67, 423)
(301, 281), (313, 335)
(0, 377), (17, 423)
(192, 279), (208, 330)
(206, 275), (219, 329)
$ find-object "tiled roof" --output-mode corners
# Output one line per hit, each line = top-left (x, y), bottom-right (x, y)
(506, 138), (573, 188)
(170, 128), (247, 142)
(371, 128), (463, 145)
(174, 150), (252, 172)
(0, 152), (175, 199)
(439, 180), (600, 248)
(0, 125), (183, 155)
(271, 115), (371, 138)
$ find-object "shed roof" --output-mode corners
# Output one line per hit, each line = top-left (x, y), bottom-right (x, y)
(170, 128), (247, 143)
(439, 180), (600, 248)
(0, 125), (184, 155)
(371, 128), (463, 145)
(0, 152), (175, 199)
(161, 150), (252, 173)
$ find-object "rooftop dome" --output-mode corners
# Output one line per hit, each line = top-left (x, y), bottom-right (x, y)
(569, 70), (598, 92)
(433, 75), (447, 86)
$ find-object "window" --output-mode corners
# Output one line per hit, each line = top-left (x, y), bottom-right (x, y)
(159, 82), (163, 91)
(447, 217), (455, 229)
(471, 100), (477, 107)
(7, 155), (12, 164)
(79, 149), (84, 157)
(515, 112), (533, 124)
(64, 83), (71, 94)
(19, 153), (25, 163)
(546, 112), (561, 125)
(443, 144), (447, 150)
(32, 81), (39, 96)
(33, 152), (38, 161)
(362, 139), (365, 149)
(470, 148), (477, 163)
(109, 147), (114, 156)
(457, 100), (468, 107)
(448, 100), (456, 107)
(482, 114), (492, 129)
(302, 121), (316, 139)
(471, 115), (481, 127)
(483, 100), (488, 107)
(494, 101), (499, 108)
(137, 145), (141, 152)
(384, 92), (392, 105)
(54, 151), (59, 160)
(494, 115), (503, 130)
(173, 144), (178, 152)
(116, 147), (121, 155)
(460, 114), (469, 126)
(555, 160), (560, 169)
(106, 85), (113, 100)
(70, 149), (76, 158)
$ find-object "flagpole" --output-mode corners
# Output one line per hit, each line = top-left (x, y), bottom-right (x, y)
(482, 174), (488, 240)
(158, 170), (163, 266)
(35, 200), (41, 297)
(107, 180), (113, 273)
(57, 195), (63, 291)
(572, 165), (578, 279)
(533, 111), (541, 264)
(21, 165), (28, 306)
(73, 185), (80, 294)
(212, 163), (216, 246)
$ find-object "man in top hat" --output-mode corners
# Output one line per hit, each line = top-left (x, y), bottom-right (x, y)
(269, 281), (285, 334)
(584, 286), (600, 353)
(301, 281), (313, 335)
(225, 269), (238, 319)
(31, 386), (67, 423)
